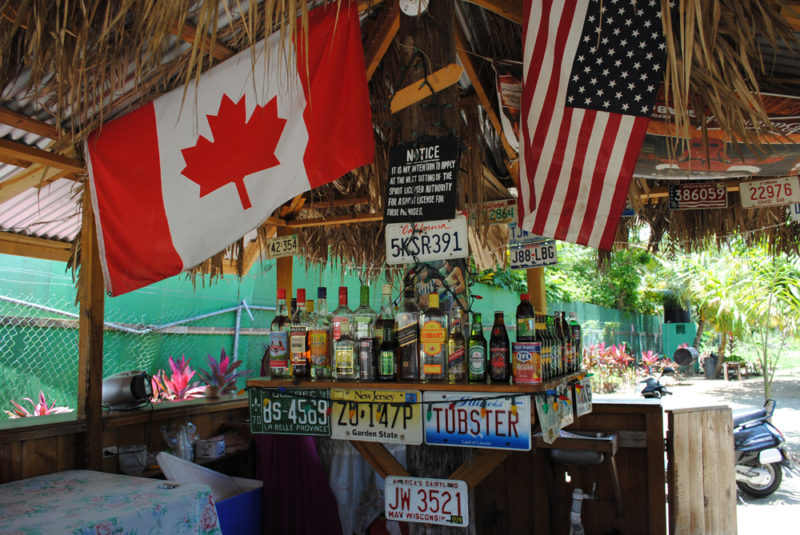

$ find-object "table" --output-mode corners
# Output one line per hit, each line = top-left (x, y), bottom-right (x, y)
(0, 470), (223, 535)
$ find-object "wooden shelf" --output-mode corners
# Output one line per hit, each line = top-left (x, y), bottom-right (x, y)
(103, 396), (248, 428)
(246, 370), (585, 393)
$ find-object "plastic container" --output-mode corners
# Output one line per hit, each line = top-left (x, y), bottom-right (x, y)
(118, 444), (147, 475)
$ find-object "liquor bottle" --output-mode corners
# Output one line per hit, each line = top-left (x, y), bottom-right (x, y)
(378, 325), (397, 381)
(516, 293), (535, 342)
(489, 311), (511, 383)
(309, 287), (332, 381)
(546, 314), (561, 377)
(268, 289), (291, 378)
(353, 285), (376, 340)
(375, 284), (395, 346)
(557, 311), (573, 374)
(395, 287), (420, 380)
(332, 287), (353, 343)
(536, 313), (551, 380)
(447, 305), (467, 384)
(419, 293), (447, 382)
(569, 312), (583, 371)
(333, 307), (358, 381)
(468, 313), (487, 383)
(290, 289), (310, 379)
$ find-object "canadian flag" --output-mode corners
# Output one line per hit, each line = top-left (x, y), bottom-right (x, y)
(84, 2), (373, 296)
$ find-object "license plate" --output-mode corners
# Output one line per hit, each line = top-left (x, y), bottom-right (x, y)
(385, 214), (468, 264)
(385, 476), (469, 527)
(265, 234), (298, 259)
(484, 199), (517, 225)
(740, 176), (800, 208)
(790, 203), (800, 222)
(248, 388), (330, 436)
(509, 240), (558, 269)
(669, 182), (728, 210)
(507, 222), (546, 246)
(330, 389), (422, 444)
(422, 391), (531, 450)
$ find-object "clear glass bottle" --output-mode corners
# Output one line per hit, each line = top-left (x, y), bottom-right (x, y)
(378, 325), (397, 381)
(395, 287), (420, 381)
(268, 289), (291, 378)
(309, 287), (332, 381)
(290, 289), (310, 379)
(353, 285), (376, 340)
(332, 286), (353, 343)
(333, 309), (358, 381)
(569, 312), (583, 371)
(419, 293), (447, 382)
(489, 311), (511, 383)
(468, 313), (487, 383)
(375, 284), (395, 347)
(446, 304), (467, 384)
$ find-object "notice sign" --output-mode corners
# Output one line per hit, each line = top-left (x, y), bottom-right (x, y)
(248, 388), (330, 436)
(385, 476), (469, 527)
(740, 176), (800, 208)
(422, 391), (531, 450)
(330, 389), (423, 444)
(384, 136), (459, 223)
(669, 182), (728, 210)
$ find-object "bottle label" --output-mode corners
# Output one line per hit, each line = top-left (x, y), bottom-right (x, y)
(290, 327), (307, 354)
(490, 347), (508, 371)
(420, 320), (446, 356)
(517, 318), (535, 338)
(423, 363), (443, 375)
(332, 316), (347, 340)
(468, 346), (486, 374)
(448, 347), (465, 367)
(380, 350), (395, 376)
(354, 315), (372, 338)
(396, 323), (418, 348)
(309, 330), (329, 366)
(513, 342), (541, 384)
(334, 346), (355, 377)
(269, 331), (289, 368)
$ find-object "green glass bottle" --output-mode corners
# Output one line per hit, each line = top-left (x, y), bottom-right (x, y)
(467, 313), (487, 383)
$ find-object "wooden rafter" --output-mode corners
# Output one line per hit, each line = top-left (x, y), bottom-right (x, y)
(463, 0), (522, 24)
(364, 0), (400, 80)
(0, 108), (61, 139)
(0, 165), (75, 205)
(454, 23), (519, 185)
(390, 63), (465, 114)
(285, 213), (382, 228)
(172, 20), (236, 61)
(299, 196), (371, 210)
(0, 232), (72, 262)
(0, 138), (83, 174)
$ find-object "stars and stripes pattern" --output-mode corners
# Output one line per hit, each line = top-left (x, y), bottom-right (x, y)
(519, 0), (667, 249)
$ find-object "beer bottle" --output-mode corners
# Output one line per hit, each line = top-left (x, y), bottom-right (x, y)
(536, 313), (551, 380)
(375, 284), (395, 346)
(419, 293), (447, 382)
(490, 311), (511, 383)
(468, 313), (487, 383)
(395, 287), (420, 380)
(546, 314), (561, 377)
(378, 325), (397, 381)
(569, 312), (583, 371)
(516, 293), (535, 342)
(267, 289), (291, 378)
(447, 305), (467, 384)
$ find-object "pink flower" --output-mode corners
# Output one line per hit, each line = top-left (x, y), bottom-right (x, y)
(200, 504), (218, 529)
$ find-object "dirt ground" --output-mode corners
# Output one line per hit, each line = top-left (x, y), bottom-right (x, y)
(601, 372), (800, 534)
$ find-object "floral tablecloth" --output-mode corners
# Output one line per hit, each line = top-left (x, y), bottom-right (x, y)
(0, 470), (223, 535)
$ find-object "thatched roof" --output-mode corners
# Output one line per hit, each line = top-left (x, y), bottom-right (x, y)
(0, 0), (799, 281)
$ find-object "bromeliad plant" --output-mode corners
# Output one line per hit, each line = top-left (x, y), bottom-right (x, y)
(196, 347), (251, 393)
(639, 350), (673, 378)
(151, 355), (206, 402)
(5, 391), (73, 418)
(583, 342), (636, 393)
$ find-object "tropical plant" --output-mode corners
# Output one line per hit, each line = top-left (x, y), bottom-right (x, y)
(638, 349), (672, 377)
(5, 391), (73, 418)
(583, 342), (636, 393)
(151, 355), (206, 402)
(196, 347), (251, 392)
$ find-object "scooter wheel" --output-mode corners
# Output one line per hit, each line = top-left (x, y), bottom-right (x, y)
(652, 390), (662, 399)
(737, 462), (783, 498)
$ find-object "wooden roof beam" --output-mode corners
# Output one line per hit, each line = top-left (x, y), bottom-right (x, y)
(364, 0), (400, 80)
(0, 138), (84, 174)
(390, 63), (465, 114)
(462, 0), (522, 24)
(0, 165), (74, 205)
(0, 108), (61, 140)
(172, 20), (236, 61)
(0, 231), (71, 262)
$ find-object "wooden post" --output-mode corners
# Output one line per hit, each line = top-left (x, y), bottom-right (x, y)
(276, 227), (293, 313)
(526, 267), (546, 313)
(77, 191), (105, 470)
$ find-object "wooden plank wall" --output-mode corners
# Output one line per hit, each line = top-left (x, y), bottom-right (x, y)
(475, 401), (666, 535)
(667, 406), (737, 535)
(0, 428), (80, 483)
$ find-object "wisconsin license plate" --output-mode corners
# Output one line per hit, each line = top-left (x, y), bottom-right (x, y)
(385, 476), (469, 527)
(330, 389), (423, 444)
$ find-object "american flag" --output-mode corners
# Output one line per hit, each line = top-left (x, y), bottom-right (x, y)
(519, 0), (667, 249)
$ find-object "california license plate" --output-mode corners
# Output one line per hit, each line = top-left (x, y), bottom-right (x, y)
(330, 389), (423, 444)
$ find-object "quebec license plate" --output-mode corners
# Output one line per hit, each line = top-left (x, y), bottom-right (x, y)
(423, 391), (531, 450)
(248, 388), (330, 436)
(330, 389), (423, 444)
(385, 476), (469, 527)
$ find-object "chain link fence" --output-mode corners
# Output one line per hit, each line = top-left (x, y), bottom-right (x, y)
(0, 293), (275, 420)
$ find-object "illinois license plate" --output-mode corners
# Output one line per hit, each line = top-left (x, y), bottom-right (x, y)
(385, 476), (469, 527)
(422, 391), (531, 450)
(330, 389), (423, 444)
(509, 240), (558, 269)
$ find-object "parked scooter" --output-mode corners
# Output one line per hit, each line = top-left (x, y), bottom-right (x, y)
(636, 366), (675, 398)
(734, 399), (789, 498)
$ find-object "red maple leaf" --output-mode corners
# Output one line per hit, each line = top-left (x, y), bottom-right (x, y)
(181, 94), (287, 209)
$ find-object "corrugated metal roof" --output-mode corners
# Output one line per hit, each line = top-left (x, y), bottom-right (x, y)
(0, 177), (81, 242)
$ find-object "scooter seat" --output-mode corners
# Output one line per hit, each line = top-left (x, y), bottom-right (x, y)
(733, 408), (767, 427)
